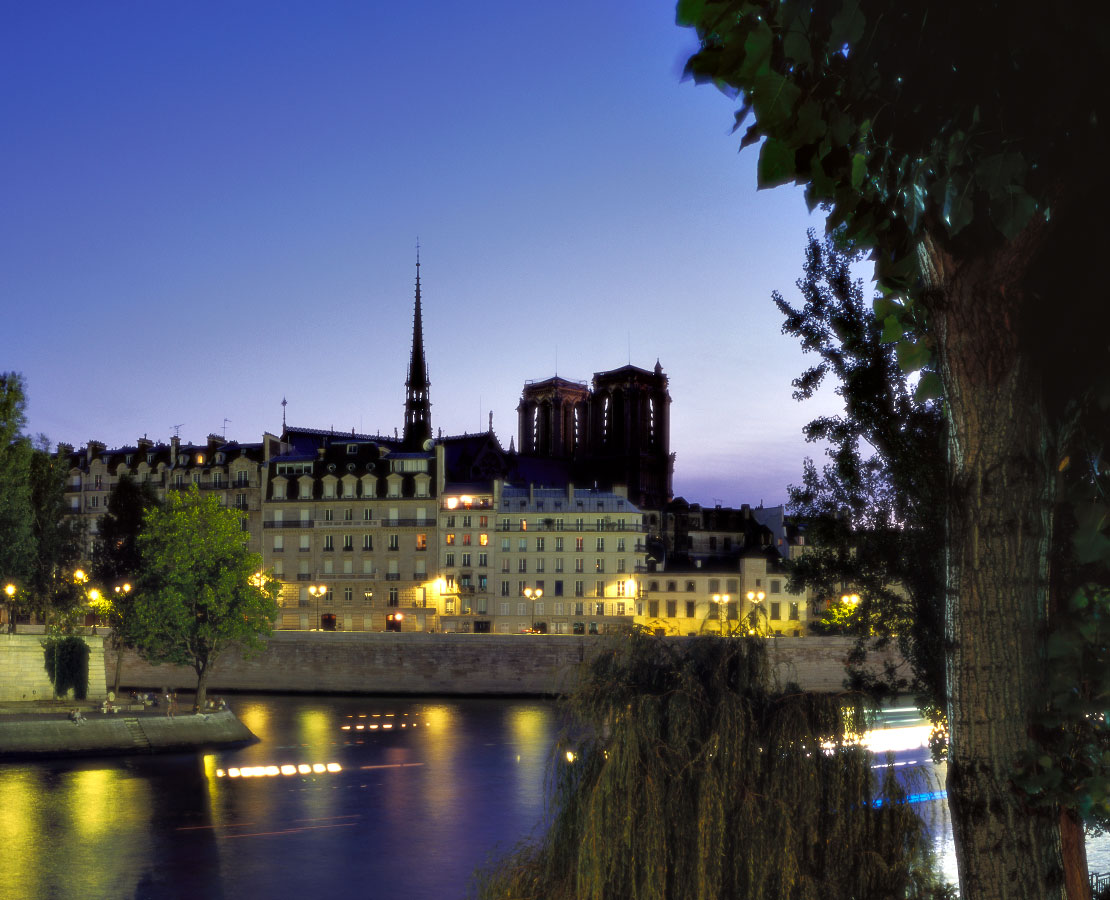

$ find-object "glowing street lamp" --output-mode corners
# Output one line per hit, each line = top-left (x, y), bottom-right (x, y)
(523, 586), (543, 633)
(4, 583), (16, 633)
(711, 593), (733, 635)
(745, 590), (766, 635)
(307, 583), (328, 630)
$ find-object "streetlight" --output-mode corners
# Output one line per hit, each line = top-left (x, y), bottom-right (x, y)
(523, 586), (543, 633)
(745, 590), (766, 635)
(308, 583), (327, 630)
(4, 583), (15, 633)
(711, 593), (733, 635)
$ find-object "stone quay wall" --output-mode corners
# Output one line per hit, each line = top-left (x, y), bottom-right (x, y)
(0, 709), (255, 759)
(0, 632), (108, 702)
(104, 633), (904, 697)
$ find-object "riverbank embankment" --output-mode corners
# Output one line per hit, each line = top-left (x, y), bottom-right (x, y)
(0, 705), (255, 759)
(105, 632), (902, 696)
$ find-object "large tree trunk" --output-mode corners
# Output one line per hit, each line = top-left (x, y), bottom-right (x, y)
(926, 237), (1066, 900)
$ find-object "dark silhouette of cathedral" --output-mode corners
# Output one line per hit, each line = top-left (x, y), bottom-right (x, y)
(516, 362), (673, 510)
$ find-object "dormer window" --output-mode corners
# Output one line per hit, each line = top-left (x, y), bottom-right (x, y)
(347, 444), (357, 454)
(125, 455), (133, 465)
(147, 453), (155, 463)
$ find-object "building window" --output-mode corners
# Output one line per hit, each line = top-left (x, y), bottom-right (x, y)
(476, 552), (487, 567)
(499, 602), (510, 616)
(648, 600), (659, 617)
(554, 580), (563, 596)
(463, 534), (472, 546)
(555, 537), (564, 552)
(364, 507), (374, 520)
(596, 537), (605, 552)
(536, 537), (545, 552)
(617, 538), (625, 552)
(517, 602), (527, 617)
(273, 535), (284, 551)
(446, 515), (456, 527)
(501, 581), (510, 596)
(772, 579), (782, 594)
(708, 579), (720, 593)
(501, 537), (510, 552)
(446, 553), (455, 567)
(686, 600), (696, 618)
(686, 581), (696, 592)
(575, 559), (584, 573)
(388, 534), (399, 551)
(617, 559), (625, 573)
(666, 600), (677, 617)
(479, 533), (488, 546)
(575, 537), (584, 552)
(518, 538), (527, 552)
(300, 535), (310, 551)
(595, 601), (605, 616)
(363, 534), (373, 550)
(771, 602), (781, 620)
(595, 559), (604, 573)
(575, 581), (584, 597)
(324, 509), (334, 521)
(535, 559), (545, 573)
(500, 559), (510, 573)
(343, 534), (353, 550)
(446, 533), (455, 545)
(789, 602), (800, 620)
(388, 589), (399, 607)
(324, 535), (334, 551)
(344, 587), (353, 604)
(595, 581), (604, 597)
(344, 508), (353, 521)
(416, 533), (427, 550)
(462, 553), (471, 567)
(518, 559), (527, 573)
(555, 559), (564, 573)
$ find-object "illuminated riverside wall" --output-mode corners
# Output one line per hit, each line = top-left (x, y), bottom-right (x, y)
(0, 633), (108, 702)
(104, 634), (903, 696)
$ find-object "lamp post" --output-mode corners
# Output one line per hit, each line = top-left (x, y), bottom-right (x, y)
(307, 583), (327, 630)
(745, 590), (763, 634)
(4, 583), (16, 633)
(711, 593), (732, 635)
(523, 586), (543, 633)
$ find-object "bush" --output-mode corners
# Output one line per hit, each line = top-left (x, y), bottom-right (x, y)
(42, 635), (90, 699)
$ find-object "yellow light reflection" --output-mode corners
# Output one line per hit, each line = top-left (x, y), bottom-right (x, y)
(234, 702), (272, 742)
(297, 708), (332, 748)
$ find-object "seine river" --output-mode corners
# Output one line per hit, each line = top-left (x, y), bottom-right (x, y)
(1, 694), (1106, 899)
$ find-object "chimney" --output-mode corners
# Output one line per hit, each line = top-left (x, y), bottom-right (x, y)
(170, 436), (180, 467)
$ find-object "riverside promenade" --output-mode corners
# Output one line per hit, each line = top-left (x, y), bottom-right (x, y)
(0, 700), (256, 759)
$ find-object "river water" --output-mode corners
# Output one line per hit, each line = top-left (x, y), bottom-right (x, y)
(0, 694), (1105, 899)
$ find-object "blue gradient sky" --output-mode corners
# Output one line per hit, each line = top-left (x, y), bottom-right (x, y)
(2, 2), (847, 507)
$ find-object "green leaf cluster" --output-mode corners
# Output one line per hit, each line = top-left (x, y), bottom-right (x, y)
(41, 635), (90, 700)
(133, 486), (278, 704)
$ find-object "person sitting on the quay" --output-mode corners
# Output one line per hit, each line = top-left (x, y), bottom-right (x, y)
(69, 708), (85, 725)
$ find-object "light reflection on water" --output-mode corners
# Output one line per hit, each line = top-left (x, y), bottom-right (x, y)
(2, 696), (1106, 899)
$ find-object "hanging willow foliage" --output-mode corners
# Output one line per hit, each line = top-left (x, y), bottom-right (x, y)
(475, 634), (952, 900)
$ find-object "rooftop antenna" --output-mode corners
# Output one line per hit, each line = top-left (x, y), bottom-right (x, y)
(222, 418), (231, 439)
(281, 397), (287, 431)
(171, 424), (184, 439)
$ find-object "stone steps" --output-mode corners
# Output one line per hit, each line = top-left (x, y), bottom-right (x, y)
(123, 717), (151, 751)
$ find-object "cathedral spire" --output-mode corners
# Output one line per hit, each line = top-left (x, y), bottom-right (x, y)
(403, 245), (432, 449)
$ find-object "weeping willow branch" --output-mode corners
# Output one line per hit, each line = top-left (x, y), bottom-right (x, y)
(475, 633), (952, 900)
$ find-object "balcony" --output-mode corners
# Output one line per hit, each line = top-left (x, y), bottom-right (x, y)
(318, 518), (377, 528)
(264, 520), (313, 529)
(385, 573), (401, 581)
(380, 518), (428, 527)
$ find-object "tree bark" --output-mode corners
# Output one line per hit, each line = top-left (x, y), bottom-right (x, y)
(112, 635), (125, 698)
(926, 236), (1066, 900)
(194, 661), (209, 714)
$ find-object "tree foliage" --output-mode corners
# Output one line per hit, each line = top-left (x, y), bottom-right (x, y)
(134, 486), (278, 709)
(677, 3), (1109, 896)
(776, 232), (946, 734)
(0, 373), (34, 588)
(476, 634), (951, 900)
(27, 438), (85, 627)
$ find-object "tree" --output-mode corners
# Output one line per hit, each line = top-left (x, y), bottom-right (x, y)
(775, 232), (946, 735)
(0, 373), (34, 621)
(134, 486), (278, 711)
(476, 633), (952, 900)
(91, 473), (161, 695)
(27, 438), (85, 629)
(678, 3), (1110, 897)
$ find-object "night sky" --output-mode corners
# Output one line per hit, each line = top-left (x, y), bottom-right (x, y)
(2, 1), (849, 508)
